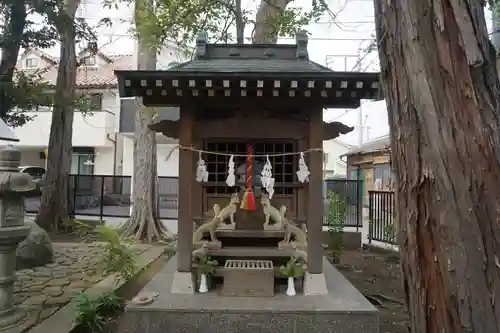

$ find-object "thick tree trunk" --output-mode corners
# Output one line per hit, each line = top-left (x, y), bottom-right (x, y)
(119, 102), (169, 242)
(0, 1), (27, 121)
(119, 0), (171, 242)
(252, 0), (291, 44)
(35, 0), (80, 231)
(374, 0), (500, 332)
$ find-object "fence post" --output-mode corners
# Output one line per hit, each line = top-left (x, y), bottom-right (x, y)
(99, 176), (104, 221)
(72, 175), (77, 218)
(356, 179), (362, 232)
(368, 191), (373, 244)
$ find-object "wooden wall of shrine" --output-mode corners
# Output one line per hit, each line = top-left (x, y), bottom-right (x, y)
(189, 107), (314, 224)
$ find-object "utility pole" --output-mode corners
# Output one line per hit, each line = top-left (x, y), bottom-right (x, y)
(356, 47), (364, 146)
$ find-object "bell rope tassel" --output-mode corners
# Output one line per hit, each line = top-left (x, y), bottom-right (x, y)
(240, 144), (256, 210)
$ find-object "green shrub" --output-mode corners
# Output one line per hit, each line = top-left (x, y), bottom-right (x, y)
(280, 257), (305, 278)
(72, 225), (136, 332)
(326, 190), (347, 263)
(74, 291), (124, 332)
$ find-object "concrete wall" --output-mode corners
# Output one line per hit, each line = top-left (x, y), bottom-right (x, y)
(121, 137), (179, 177)
(12, 90), (118, 148)
(94, 147), (115, 175)
(19, 150), (45, 167)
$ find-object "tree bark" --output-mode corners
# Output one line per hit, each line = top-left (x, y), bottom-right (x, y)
(235, 0), (244, 43)
(373, 0), (500, 332)
(0, 1), (28, 121)
(119, 0), (171, 242)
(252, 0), (291, 44)
(35, 0), (80, 231)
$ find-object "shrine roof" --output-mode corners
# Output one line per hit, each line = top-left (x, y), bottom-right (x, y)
(167, 37), (336, 74)
(114, 31), (382, 108)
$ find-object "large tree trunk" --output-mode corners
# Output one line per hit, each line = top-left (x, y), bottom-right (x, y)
(373, 0), (500, 332)
(35, 0), (80, 231)
(252, 0), (291, 44)
(119, 0), (171, 242)
(0, 1), (27, 121)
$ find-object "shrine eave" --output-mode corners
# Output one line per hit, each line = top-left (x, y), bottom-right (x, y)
(115, 70), (383, 108)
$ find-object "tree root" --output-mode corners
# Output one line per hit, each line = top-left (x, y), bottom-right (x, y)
(364, 292), (405, 307)
(119, 203), (174, 242)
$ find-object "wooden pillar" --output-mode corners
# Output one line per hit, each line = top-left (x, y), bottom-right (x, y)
(177, 108), (194, 272)
(307, 108), (324, 274)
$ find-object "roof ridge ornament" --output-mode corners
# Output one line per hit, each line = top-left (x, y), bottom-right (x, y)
(296, 30), (309, 60)
(195, 31), (208, 59)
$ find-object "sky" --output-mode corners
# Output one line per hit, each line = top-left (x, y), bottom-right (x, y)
(15, 0), (496, 146)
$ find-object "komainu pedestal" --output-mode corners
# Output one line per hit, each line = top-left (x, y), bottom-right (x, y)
(221, 260), (274, 297)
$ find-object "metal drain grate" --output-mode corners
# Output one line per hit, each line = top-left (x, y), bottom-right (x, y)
(225, 260), (273, 269)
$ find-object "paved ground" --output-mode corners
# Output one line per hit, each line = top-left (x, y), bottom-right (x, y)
(12, 242), (148, 332)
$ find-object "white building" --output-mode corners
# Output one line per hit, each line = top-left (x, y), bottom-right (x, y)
(323, 139), (352, 178)
(12, 46), (183, 177)
(12, 46), (352, 182)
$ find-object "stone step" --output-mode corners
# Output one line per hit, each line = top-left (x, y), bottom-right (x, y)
(206, 246), (294, 258)
(211, 229), (285, 238)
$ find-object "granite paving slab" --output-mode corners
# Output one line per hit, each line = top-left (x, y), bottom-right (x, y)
(12, 242), (149, 333)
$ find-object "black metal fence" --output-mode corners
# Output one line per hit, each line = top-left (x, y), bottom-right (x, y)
(25, 175), (179, 221)
(324, 179), (363, 229)
(25, 175), (363, 228)
(368, 190), (396, 244)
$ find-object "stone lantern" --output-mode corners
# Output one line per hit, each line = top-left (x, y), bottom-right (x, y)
(0, 146), (35, 330)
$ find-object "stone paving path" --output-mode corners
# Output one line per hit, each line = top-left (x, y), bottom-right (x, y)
(13, 242), (148, 332)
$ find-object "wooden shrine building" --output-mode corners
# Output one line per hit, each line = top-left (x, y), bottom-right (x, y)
(115, 31), (380, 294)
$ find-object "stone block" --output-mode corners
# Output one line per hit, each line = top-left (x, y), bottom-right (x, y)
(295, 313), (378, 333)
(119, 311), (211, 333)
(221, 260), (274, 297)
(209, 313), (294, 333)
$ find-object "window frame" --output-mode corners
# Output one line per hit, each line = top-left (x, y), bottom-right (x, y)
(25, 58), (38, 68)
(83, 55), (97, 66)
(204, 140), (297, 195)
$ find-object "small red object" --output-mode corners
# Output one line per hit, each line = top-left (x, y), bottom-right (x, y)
(244, 144), (256, 211)
(246, 188), (256, 210)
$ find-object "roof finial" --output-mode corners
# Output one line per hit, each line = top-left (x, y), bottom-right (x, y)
(296, 30), (309, 59)
(195, 31), (208, 59)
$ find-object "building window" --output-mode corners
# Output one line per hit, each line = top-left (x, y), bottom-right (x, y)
(70, 148), (95, 175)
(88, 93), (102, 110)
(373, 164), (392, 189)
(83, 55), (96, 66)
(80, 93), (103, 111)
(205, 141), (296, 195)
(25, 58), (38, 68)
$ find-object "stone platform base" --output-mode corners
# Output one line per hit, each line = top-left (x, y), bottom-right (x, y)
(119, 255), (378, 333)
